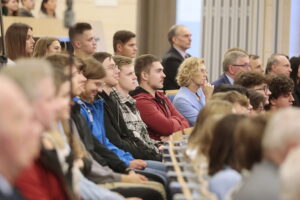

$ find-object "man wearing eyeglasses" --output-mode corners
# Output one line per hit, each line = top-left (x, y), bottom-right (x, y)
(234, 71), (272, 105)
(265, 53), (292, 76)
(212, 51), (251, 86)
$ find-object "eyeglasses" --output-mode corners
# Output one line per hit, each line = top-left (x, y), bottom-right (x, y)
(232, 64), (251, 68)
(255, 86), (269, 93)
(199, 69), (208, 74)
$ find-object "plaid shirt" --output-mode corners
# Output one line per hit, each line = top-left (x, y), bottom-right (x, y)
(110, 88), (158, 152)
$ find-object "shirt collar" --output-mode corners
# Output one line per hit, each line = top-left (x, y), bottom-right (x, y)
(174, 47), (187, 59)
(225, 74), (234, 84)
(111, 88), (136, 105)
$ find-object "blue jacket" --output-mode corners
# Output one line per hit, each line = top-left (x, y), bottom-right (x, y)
(212, 73), (232, 86)
(173, 87), (206, 126)
(73, 97), (134, 166)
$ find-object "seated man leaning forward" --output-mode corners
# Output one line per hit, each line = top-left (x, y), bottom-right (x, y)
(131, 54), (189, 141)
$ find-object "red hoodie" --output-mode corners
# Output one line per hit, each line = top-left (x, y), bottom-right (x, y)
(131, 87), (189, 140)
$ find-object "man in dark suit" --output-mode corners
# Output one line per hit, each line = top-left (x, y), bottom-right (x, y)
(212, 50), (250, 86)
(162, 25), (192, 90)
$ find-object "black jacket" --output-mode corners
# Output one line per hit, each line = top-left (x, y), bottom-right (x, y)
(71, 103), (128, 173)
(98, 91), (162, 161)
(162, 47), (190, 90)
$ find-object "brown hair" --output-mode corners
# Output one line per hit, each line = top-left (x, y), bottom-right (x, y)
(269, 74), (294, 100)
(5, 23), (33, 60)
(69, 22), (92, 42)
(81, 57), (106, 79)
(234, 114), (270, 171)
(33, 37), (59, 58)
(113, 30), (136, 52)
(134, 54), (160, 83)
(92, 52), (112, 64)
(113, 55), (133, 70)
(188, 100), (234, 149)
(234, 71), (268, 88)
(208, 114), (246, 175)
(211, 91), (249, 107)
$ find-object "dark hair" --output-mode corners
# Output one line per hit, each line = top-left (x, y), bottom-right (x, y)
(134, 54), (160, 83)
(1, 0), (19, 16)
(289, 56), (300, 86)
(269, 75), (294, 100)
(5, 23), (33, 60)
(234, 71), (268, 88)
(208, 114), (246, 175)
(92, 52), (112, 64)
(213, 84), (250, 98)
(81, 57), (106, 79)
(69, 22), (92, 42)
(113, 30), (136, 52)
(40, 0), (56, 17)
(248, 89), (265, 110)
(234, 114), (269, 171)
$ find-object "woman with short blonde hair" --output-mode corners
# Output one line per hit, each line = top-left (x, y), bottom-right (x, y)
(173, 57), (214, 125)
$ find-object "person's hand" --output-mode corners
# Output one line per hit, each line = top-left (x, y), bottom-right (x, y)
(129, 159), (147, 169)
(202, 81), (214, 101)
(121, 173), (148, 184)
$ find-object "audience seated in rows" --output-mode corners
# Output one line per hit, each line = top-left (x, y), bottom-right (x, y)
(232, 108), (300, 200)
(111, 55), (160, 154)
(173, 57), (214, 126)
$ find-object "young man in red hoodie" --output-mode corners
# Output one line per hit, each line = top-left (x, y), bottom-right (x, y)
(131, 54), (189, 141)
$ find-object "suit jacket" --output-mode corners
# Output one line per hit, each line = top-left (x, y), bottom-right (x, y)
(212, 73), (232, 86)
(173, 86), (206, 126)
(232, 159), (279, 200)
(162, 47), (190, 90)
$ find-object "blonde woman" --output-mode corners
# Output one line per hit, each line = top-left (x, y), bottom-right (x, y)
(173, 57), (214, 125)
(33, 37), (62, 58)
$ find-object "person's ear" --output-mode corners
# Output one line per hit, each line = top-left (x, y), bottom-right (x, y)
(270, 98), (276, 106)
(228, 65), (235, 75)
(73, 40), (81, 49)
(116, 43), (123, 53)
(141, 71), (149, 81)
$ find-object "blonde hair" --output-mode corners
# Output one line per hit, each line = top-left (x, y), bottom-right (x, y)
(33, 37), (59, 58)
(188, 100), (234, 149)
(176, 57), (205, 87)
(211, 91), (249, 107)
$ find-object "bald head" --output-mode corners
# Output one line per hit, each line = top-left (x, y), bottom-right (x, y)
(168, 25), (192, 51)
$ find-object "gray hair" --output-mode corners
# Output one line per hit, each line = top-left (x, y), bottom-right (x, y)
(265, 53), (288, 74)
(262, 108), (300, 155)
(1, 58), (53, 102)
(167, 24), (184, 45)
(223, 51), (248, 72)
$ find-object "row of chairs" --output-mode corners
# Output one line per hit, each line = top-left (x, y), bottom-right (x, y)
(163, 128), (217, 200)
